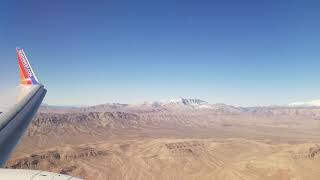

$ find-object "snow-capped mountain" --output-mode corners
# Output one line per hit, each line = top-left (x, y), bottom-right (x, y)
(140, 98), (241, 112)
(164, 98), (208, 105)
(143, 98), (210, 108)
(181, 98), (208, 106)
(289, 99), (320, 107)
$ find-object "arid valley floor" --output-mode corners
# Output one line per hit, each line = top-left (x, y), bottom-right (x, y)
(6, 99), (320, 180)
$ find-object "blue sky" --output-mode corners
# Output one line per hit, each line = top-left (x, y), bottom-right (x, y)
(1, 0), (320, 106)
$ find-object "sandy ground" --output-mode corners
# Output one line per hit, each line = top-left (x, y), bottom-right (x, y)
(7, 138), (320, 180)
(6, 105), (320, 180)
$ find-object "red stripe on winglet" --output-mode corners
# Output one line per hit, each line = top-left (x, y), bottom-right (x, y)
(17, 52), (30, 84)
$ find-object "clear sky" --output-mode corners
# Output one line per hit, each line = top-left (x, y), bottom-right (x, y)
(1, 0), (320, 106)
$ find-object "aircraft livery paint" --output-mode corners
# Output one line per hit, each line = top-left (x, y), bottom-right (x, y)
(16, 48), (39, 85)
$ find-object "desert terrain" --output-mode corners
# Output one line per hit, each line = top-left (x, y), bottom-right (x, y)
(6, 99), (320, 180)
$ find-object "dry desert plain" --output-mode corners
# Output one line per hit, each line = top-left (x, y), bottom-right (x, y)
(6, 99), (320, 180)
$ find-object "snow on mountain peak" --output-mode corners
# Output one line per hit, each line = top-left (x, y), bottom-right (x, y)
(181, 98), (208, 105)
(289, 99), (320, 107)
(141, 98), (209, 108)
(163, 98), (207, 105)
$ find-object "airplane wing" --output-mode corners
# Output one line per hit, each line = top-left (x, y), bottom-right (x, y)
(0, 48), (82, 179)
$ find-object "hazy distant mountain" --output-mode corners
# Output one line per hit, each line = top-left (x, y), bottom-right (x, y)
(40, 97), (320, 115)
(34, 99), (320, 143)
(40, 98), (245, 114)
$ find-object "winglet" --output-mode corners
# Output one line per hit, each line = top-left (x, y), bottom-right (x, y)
(16, 48), (40, 85)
